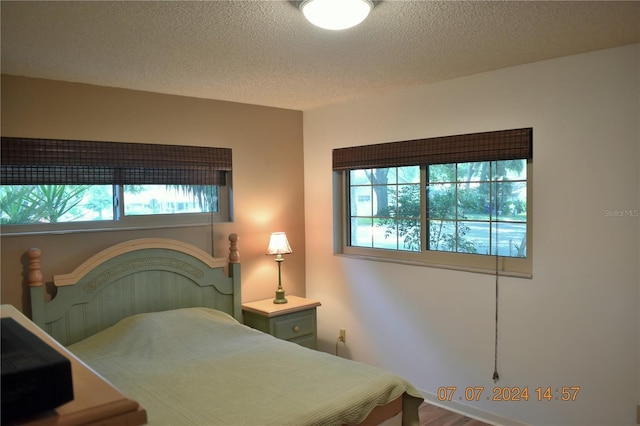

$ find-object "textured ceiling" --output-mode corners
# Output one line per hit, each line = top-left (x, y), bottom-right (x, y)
(1, 1), (639, 111)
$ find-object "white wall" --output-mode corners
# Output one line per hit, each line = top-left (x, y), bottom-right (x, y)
(303, 44), (639, 425)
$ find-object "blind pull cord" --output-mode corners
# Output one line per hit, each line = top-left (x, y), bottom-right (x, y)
(493, 251), (500, 382)
(493, 183), (500, 383)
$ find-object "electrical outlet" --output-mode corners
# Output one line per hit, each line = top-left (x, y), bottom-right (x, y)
(339, 328), (346, 343)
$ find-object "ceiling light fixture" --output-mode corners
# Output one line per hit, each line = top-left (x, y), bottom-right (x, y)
(300, 0), (374, 31)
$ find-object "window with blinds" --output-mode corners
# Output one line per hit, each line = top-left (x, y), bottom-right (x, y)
(333, 128), (533, 277)
(0, 137), (232, 233)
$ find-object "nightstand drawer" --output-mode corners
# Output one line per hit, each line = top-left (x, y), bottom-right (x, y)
(242, 296), (321, 349)
(288, 334), (316, 350)
(273, 311), (314, 340)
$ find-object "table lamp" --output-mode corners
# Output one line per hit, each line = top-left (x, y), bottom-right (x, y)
(266, 232), (292, 304)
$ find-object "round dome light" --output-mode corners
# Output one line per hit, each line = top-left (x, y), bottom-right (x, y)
(300, 0), (374, 31)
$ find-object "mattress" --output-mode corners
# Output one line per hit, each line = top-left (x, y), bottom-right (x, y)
(68, 307), (422, 425)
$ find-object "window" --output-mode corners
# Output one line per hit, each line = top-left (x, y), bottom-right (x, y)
(334, 128), (532, 277)
(349, 166), (421, 251)
(427, 160), (527, 257)
(0, 137), (232, 233)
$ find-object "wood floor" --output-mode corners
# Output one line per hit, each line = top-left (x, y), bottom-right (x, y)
(419, 402), (493, 426)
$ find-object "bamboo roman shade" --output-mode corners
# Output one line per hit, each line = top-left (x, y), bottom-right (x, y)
(1, 137), (232, 185)
(332, 128), (532, 170)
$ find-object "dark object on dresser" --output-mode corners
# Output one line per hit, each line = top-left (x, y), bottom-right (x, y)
(1, 317), (74, 422)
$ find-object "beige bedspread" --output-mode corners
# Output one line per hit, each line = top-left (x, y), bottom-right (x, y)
(68, 307), (422, 426)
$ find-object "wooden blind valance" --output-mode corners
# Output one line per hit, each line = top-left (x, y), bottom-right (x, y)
(1, 137), (232, 185)
(332, 128), (532, 170)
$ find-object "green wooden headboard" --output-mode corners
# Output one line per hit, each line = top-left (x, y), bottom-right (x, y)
(28, 235), (241, 346)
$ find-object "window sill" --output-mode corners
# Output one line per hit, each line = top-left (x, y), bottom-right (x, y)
(0, 220), (230, 238)
(334, 252), (532, 279)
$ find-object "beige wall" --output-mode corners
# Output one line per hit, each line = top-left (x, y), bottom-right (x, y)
(1, 75), (305, 315)
(303, 44), (639, 425)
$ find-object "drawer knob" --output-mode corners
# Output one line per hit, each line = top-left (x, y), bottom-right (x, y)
(292, 325), (300, 333)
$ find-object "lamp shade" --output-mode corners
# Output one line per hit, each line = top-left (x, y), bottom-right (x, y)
(300, 0), (373, 31)
(266, 232), (292, 255)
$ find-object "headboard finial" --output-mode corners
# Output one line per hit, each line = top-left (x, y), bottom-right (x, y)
(229, 233), (239, 263)
(27, 248), (44, 287)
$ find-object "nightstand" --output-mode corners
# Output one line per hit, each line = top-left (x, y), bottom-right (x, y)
(242, 295), (321, 350)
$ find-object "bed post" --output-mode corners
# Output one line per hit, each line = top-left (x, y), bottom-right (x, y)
(27, 248), (46, 327)
(229, 233), (239, 263)
(228, 233), (242, 323)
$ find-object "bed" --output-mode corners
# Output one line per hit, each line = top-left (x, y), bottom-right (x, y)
(27, 234), (423, 425)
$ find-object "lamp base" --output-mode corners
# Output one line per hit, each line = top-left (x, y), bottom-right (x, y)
(273, 288), (288, 304)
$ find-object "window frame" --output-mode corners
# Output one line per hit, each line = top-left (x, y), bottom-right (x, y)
(332, 128), (533, 278)
(0, 182), (231, 236)
(0, 137), (233, 235)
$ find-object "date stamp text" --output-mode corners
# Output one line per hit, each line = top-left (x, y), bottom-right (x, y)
(436, 386), (580, 402)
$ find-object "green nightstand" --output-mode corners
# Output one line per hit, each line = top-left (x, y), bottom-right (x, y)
(242, 295), (321, 350)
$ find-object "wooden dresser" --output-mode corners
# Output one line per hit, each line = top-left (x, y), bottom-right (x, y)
(0, 305), (147, 426)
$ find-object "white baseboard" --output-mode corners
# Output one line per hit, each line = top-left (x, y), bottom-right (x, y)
(421, 390), (530, 426)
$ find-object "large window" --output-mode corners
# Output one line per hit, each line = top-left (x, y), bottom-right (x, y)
(0, 137), (232, 233)
(334, 128), (532, 277)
